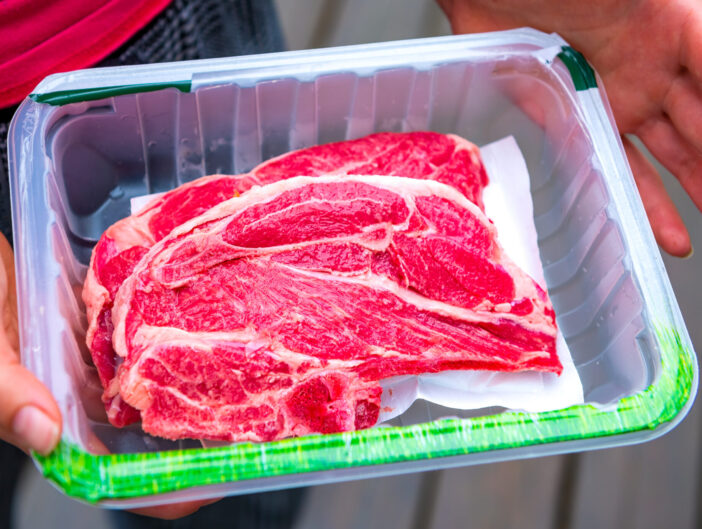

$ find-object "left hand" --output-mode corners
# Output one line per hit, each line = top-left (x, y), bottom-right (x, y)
(0, 233), (62, 456)
(438, 0), (702, 257)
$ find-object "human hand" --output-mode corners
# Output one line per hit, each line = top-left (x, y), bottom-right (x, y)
(438, 0), (702, 257)
(0, 233), (62, 454)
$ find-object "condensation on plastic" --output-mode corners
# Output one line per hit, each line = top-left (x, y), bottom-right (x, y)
(7, 29), (697, 506)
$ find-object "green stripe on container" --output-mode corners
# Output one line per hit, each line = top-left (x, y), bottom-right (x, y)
(557, 46), (597, 91)
(35, 324), (694, 503)
(29, 81), (192, 106)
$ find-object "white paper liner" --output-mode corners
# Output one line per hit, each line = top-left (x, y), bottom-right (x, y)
(131, 192), (165, 214)
(131, 136), (584, 428)
(379, 136), (583, 421)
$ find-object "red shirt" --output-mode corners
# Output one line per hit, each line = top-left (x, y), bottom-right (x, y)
(0, 0), (172, 108)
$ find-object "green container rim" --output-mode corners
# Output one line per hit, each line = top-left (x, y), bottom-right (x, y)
(557, 46), (597, 91)
(29, 45), (593, 107)
(29, 81), (192, 106)
(35, 325), (695, 503)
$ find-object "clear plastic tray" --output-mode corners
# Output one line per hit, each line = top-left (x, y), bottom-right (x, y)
(7, 28), (697, 507)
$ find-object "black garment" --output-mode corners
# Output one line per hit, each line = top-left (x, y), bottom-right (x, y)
(0, 106), (15, 243)
(2, 1), (303, 528)
(0, 442), (25, 529)
(99, 0), (285, 66)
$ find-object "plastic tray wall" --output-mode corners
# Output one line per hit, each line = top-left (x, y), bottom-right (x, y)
(42, 55), (652, 452)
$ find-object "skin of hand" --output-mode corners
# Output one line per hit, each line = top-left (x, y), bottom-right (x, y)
(0, 232), (215, 519)
(0, 233), (61, 455)
(438, 0), (702, 257)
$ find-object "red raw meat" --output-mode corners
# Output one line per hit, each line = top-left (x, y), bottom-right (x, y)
(82, 132), (488, 426)
(111, 176), (560, 442)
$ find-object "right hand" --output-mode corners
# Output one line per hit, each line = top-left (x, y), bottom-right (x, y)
(438, 0), (702, 257)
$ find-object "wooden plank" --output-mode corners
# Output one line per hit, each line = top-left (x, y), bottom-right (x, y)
(428, 456), (565, 529)
(274, 0), (450, 51)
(569, 402), (701, 529)
(273, 0), (336, 51)
(329, 0), (450, 48)
(293, 473), (424, 529)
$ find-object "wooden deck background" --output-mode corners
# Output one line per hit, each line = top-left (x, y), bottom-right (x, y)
(12, 2), (702, 528)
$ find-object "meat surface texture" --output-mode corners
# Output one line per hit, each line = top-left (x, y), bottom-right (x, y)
(82, 132), (488, 426)
(111, 175), (560, 442)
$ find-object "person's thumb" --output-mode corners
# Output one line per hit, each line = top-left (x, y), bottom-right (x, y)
(0, 232), (61, 455)
(0, 357), (62, 455)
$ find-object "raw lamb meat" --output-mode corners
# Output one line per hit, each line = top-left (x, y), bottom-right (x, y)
(83, 132), (488, 426)
(111, 175), (560, 442)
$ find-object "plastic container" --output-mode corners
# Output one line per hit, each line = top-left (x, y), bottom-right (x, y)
(8, 28), (697, 507)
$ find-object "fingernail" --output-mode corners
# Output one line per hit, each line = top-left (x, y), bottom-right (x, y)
(683, 245), (694, 259)
(12, 406), (60, 455)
